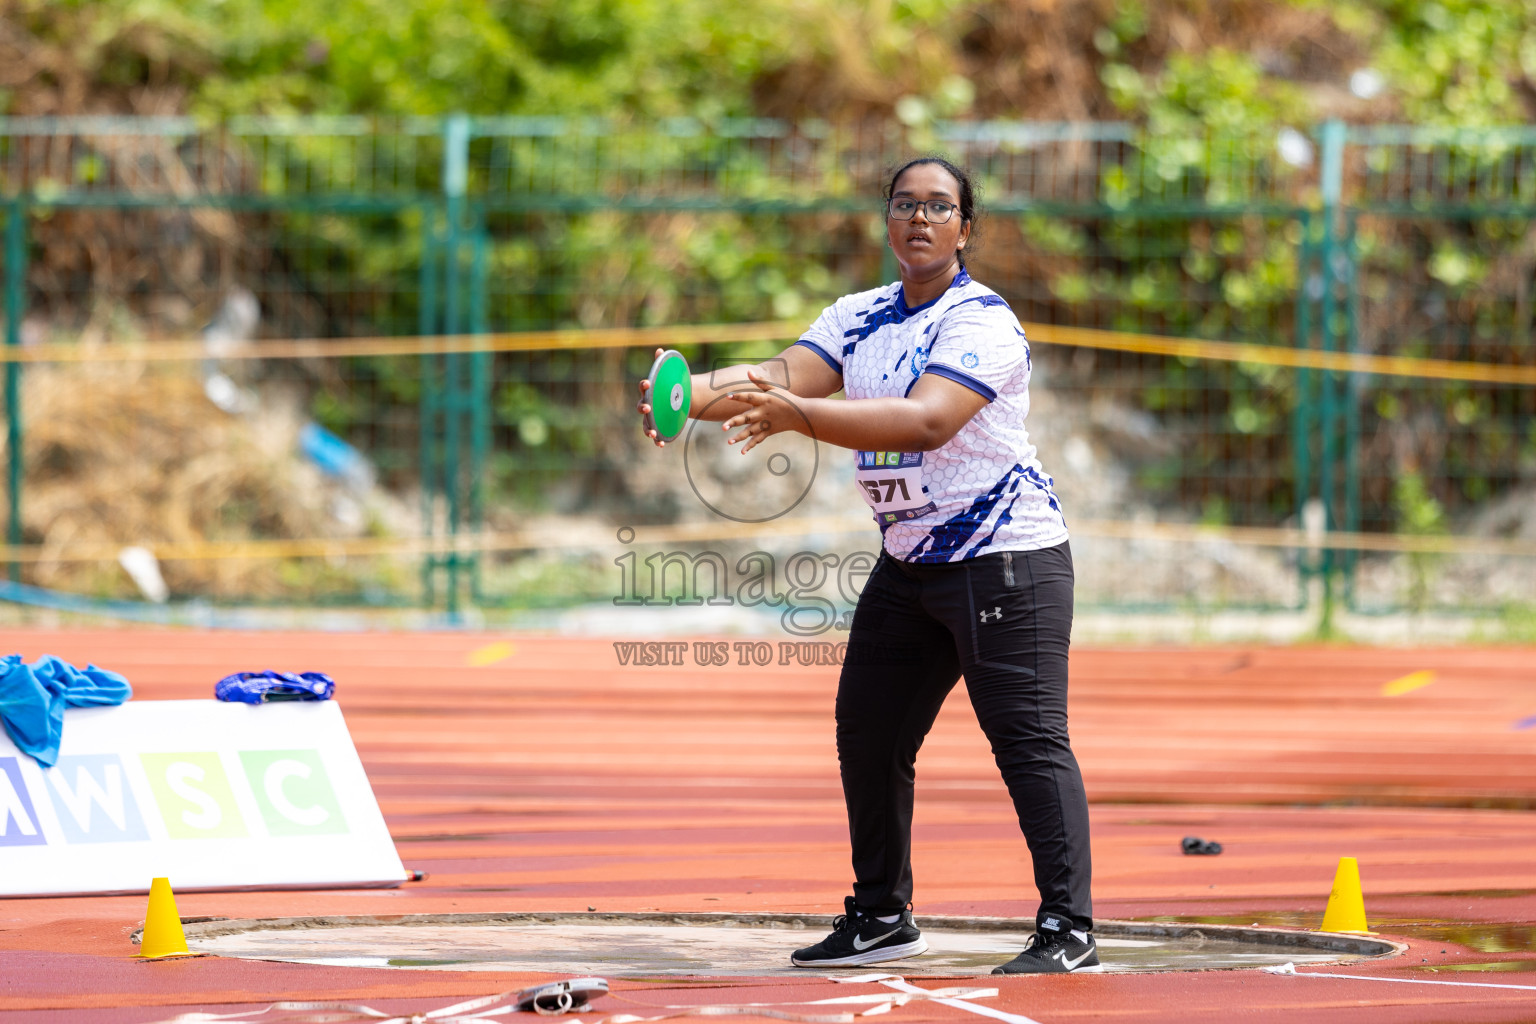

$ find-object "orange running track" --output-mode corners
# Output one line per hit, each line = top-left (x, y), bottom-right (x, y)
(1, 630), (1535, 1023)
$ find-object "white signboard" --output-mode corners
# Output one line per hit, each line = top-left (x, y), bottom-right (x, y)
(0, 700), (407, 897)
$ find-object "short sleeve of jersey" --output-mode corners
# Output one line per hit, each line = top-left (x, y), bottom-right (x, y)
(923, 301), (1029, 402)
(794, 300), (846, 373)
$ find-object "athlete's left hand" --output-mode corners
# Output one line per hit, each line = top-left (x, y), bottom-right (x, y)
(722, 370), (804, 454)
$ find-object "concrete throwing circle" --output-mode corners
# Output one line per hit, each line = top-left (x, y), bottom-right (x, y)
(183, 913), (1402, 977)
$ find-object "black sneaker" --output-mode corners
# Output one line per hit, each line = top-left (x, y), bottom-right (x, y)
(992, 928), (1101, 974)
(790, 898), (928, 967)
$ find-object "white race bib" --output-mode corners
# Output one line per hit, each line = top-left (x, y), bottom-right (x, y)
(856, 451), (938, 524)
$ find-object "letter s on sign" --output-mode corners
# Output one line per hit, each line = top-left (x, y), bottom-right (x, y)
(164, 762), (222, 830)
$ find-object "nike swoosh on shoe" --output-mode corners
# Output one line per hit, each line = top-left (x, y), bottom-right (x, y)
(851, 928), (902, 950)
(1058, 948), (1094, 970)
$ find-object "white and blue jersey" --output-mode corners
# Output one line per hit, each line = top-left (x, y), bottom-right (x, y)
(795, 269), (1067, 563)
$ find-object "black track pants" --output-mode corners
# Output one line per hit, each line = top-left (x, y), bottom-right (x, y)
(835, 541), (1092, 933)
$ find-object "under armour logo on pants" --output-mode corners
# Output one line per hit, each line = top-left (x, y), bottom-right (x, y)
(979, 607), (1003, 623)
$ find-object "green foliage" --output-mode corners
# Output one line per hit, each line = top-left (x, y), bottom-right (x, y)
(1490, 601), (1536, 643)
(174, 0), (795, 119)
(1104, 47), (1306, 137)
(1393, 469), (1446, 611)
(1394, 470), (1446, 535)
(1362, 0), (1536, 125)
(11, 0), (1536, 130)
(1428, 242), (1486, 290)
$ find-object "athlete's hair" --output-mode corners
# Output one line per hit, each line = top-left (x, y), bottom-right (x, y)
(883, 156), (980, 266)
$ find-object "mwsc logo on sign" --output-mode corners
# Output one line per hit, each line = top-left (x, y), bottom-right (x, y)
(0, 750), (348, 846)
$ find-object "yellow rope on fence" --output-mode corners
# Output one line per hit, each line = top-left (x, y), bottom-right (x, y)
(2, 516), (1533, 564)
(2, 320), (1530, 574)
(2, 319), (1534, 386)
(0, 321), (808, 364)
(1024, 322), (1536, 387)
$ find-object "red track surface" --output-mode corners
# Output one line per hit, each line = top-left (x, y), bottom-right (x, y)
(2, 631), (1535, 1022)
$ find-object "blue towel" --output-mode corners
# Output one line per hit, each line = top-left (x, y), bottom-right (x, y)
(0, 654), (132, 767)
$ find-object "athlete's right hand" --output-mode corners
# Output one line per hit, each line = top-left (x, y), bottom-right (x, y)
(636, 347), (667, 447)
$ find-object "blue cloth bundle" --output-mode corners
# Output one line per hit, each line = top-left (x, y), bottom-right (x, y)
(0, 654), (132, 766)
(215, 670), (335, 704)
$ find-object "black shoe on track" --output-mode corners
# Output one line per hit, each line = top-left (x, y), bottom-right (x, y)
(790, 898), (927, 968)
(992, 927), (1101, 975)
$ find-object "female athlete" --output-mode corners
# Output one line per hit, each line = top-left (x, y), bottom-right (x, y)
(636, 157), (1096, 975)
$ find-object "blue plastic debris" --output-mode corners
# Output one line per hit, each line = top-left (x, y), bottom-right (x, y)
(0, 654), (132, 766)
(299, 422), (373, 490)
(215, 670), (336, 704)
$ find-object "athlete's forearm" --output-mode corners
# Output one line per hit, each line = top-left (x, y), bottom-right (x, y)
(691, 346), (844, 422)
(689, 362), (782, 422)
(721, 373), (986, 454)
(791, 395), (954, 451)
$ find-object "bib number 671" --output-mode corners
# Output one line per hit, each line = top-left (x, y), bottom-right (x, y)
(861, 478), (912, 504)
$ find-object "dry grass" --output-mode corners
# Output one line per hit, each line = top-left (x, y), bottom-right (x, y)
(8, 362), (403, 600)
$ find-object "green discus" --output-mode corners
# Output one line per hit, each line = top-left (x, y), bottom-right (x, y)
(644, 349), (692, 442)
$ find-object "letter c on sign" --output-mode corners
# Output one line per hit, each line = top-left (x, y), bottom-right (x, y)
(264, 760), (329, 827)
(165, 763), (223, 830)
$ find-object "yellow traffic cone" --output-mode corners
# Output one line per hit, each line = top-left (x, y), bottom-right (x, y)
(135, 877), (203, 959)
(1320, 857), (1372, 934)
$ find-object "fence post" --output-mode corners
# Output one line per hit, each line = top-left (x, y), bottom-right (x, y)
(1341, 211), (1362, 602)
(1290, 207), (1317, 604)
(442, 113), (469, 617)
(468, 209), (489, 604)
(418, 202), (442, 608)
(1317, 119), (1348, 608)
(417, 114), (478, 617)
(3, 200), (25, 582)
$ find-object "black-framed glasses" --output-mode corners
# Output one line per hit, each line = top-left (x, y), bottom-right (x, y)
(888, 198), (957, 223)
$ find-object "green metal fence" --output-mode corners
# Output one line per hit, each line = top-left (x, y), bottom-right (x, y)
(0, 116), (1533, 621)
